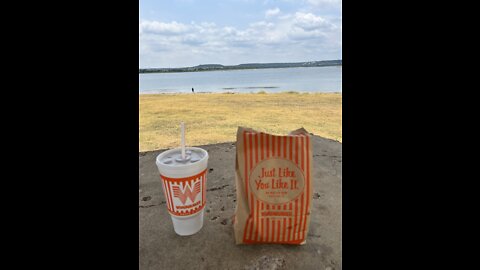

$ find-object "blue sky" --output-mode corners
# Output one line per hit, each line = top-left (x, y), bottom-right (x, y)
(140, 0), (342, 68)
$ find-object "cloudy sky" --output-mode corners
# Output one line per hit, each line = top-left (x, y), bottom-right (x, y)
(139, 0), (342, 68)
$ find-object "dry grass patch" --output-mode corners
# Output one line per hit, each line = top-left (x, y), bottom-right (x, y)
(139, 92), (342, 151)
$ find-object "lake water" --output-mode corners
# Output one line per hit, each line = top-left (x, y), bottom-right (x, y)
(139, 66), (342, 94)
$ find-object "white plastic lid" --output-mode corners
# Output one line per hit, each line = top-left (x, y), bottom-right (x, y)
(156, 147), (209, 178)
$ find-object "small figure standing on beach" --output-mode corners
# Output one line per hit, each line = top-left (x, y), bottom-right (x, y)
(192, 87), (195, 93)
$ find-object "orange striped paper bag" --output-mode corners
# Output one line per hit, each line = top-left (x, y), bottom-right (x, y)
(233, 127), (313, 245)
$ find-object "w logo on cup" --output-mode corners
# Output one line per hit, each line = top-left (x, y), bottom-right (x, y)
(160, 169), (207, 216)
(172, 180), (201, 205)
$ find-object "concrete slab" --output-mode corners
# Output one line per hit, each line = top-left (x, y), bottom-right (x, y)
(139, 136), (342, 270)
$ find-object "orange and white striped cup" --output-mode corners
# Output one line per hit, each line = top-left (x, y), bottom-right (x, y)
(155, 147), (209, 236)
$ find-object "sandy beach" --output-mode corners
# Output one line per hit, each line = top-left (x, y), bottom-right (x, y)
(139, 92), (342, 152)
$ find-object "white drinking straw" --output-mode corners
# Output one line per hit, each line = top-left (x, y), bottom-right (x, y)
(181, 122), (186, 159)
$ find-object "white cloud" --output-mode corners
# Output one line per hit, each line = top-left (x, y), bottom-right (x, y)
(265, 7), (280, 18)
(306, 0), (342, 7)
(140, 20), (190, 35)
(139, 11), (341, 67)
(293, 12), (335, 31)
(250, 21), (275, 28)
(199, 22), (216, 28)
(287, 27), (325, 40)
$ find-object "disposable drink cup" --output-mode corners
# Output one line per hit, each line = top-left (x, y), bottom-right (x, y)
(156, 147), (209, 236)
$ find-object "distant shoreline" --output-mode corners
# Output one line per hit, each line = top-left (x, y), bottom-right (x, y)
(139, 91), (342, 95)
(139, 60), (342, 74)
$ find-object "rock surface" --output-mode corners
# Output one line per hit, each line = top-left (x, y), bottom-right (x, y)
(139, 136), (342, 270)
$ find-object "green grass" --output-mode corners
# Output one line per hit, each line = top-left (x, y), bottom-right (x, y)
(139, 92), (342, 151)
